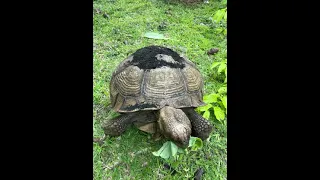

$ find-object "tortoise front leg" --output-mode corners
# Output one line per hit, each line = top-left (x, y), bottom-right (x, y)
(182, 108), (213, 140)
(101, 113), (137, 136)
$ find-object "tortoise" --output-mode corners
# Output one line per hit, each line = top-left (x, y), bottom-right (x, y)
(102, 46), (213, 147)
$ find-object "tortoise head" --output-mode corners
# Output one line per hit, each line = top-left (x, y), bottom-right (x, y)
(158, 106), (191, 148)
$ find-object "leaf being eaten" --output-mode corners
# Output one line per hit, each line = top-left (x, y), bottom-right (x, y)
(188, 137), (203, 151)
(152, 141), (178, 159)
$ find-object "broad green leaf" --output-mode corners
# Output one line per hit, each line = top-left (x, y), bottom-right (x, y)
(195, 108), (202, 114)
(211, 62), (221, 69)
(144, 32), (169, 40)
(197, 103), (212, 112)
(203, 110), (210, 119)
(213, 106), (225, 121)
(191, 138), (203, 151)
(217, 101), (224, 109)
(222, 0), (227, 5)
(177, 148), (185, 153)
(224, 10), (227, 21)
(152, 142), (167, 157)
(152, 141), (178, 159)
(218, 87), (227, 94)
(218, 63), (227, 74)
(188, 137), (203, 151)
(170, 142), (178, 157)
(188, 137), (196, 147)
(221, 96), (227, 109)
(203, 93), (219, 103)
(213, 9), (226, 23)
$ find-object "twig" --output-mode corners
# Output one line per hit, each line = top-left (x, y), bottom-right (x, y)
(193, 167), (205, 180)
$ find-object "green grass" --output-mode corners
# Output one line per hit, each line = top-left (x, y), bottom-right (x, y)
(93, 0), (227, 179)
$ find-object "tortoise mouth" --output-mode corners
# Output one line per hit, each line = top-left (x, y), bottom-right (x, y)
(174, 137), (190, 149)
(157, 106), (192, 148)
(171, 126), (191, 148)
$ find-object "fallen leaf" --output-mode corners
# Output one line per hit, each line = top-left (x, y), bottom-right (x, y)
(143, 32), (169, 40)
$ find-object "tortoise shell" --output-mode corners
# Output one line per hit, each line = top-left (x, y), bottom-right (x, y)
(110, 46), (205, 113)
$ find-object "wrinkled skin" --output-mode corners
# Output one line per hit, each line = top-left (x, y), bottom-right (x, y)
(182, 108), (213, 141)
(157, 106), (191, 148)
(102, 106), (213, 148)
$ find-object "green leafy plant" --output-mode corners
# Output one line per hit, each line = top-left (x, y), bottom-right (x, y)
(221, 0), (227, 5)
(212, 7), (227, 36)
(151, 137), (204, 177)
(152, 137), (203, 160)
(212, 8), (227, 23)
(197, 85), (227, 123)
(152, 141), (179, 159)
(211, 60), (227, 83)
(197, 61), (227, 123)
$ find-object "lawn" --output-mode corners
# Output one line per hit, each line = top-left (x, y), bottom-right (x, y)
(93, 0), (227, 179)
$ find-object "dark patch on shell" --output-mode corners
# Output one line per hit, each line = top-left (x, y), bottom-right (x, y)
(122, 103), (157, 111)
(131, 46), (185, 69)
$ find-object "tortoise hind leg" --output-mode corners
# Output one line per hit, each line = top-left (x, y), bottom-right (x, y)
(101, 113), (136, 136)
(182, 108), (213, 140)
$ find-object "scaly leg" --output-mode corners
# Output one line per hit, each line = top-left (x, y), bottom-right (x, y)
(101, 113), (137, 136)
(182, 108), (213, 140)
